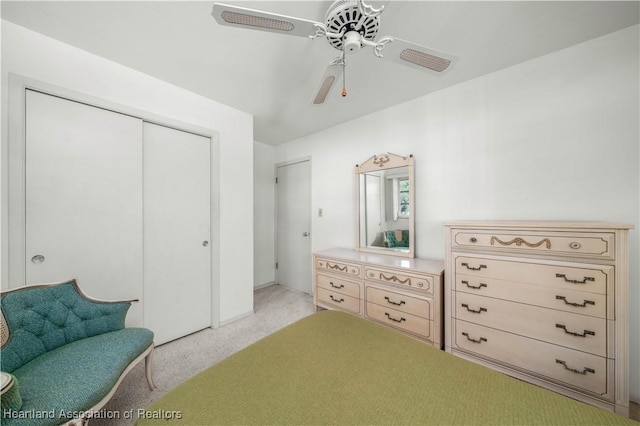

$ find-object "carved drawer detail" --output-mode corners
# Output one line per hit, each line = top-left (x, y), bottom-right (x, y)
(315, 257), (361, 277)
(453, 230), (614, 259)
(364, 266), (433, 293)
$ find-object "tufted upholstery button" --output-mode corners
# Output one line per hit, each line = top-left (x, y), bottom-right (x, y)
(1, 281), (133, 373)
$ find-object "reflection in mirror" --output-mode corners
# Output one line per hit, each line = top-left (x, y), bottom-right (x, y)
(356, 153), (414, 258)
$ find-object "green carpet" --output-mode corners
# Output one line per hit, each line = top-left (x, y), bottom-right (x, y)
(137, 310), (635, 425)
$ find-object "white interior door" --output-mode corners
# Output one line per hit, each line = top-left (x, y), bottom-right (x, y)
(143, 122), (211, 345)
(25, 90), (144, 324)
(276, 160), (311, 294)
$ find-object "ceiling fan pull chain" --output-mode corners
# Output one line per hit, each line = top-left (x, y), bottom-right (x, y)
(342, 51), (347, 97)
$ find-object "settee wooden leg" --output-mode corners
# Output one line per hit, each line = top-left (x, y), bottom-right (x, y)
(66, 417), (88, 426)
(145, 346), (157, 390)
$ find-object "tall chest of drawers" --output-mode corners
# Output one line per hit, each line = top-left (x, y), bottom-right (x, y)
(314, 248), (444, 348)
(444, 221), (633, 415)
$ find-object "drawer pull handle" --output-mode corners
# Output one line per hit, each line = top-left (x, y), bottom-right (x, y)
(461, 262), (486, 271)
(490, 236), (552, 249)
(461, 303), (487, 314)
(384, 296), (406, 306)
(385, 312), (406, 323)
(462, 332), (487, 344)
(329, 295), (344, 303)
(461, 280), (487, 290)
(380, 273), (411, 285)
(555, 295), (595, 308)
(555, 273), (595, 284)
(329, 282), (345, 289)
(470, 237), (477, 243)
(328, 263), (347, 272)
(569, 242), (582, 249)
(555, 324), (595, 337)
(556, 359), (595, 375)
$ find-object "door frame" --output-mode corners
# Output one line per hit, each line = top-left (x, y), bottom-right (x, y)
(274, 157), (312, 292)
(3, 73), (221, 328)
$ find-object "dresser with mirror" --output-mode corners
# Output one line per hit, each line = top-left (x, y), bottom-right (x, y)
(313, 153), (444, 347)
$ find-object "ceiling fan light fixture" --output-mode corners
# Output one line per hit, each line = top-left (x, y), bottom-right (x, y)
(313, 76), (337, 104)
(221, 10), (294, 32)
(343, 31), (362, 55)
(399, 49), (451, 72)
(325, 0), (380, 51)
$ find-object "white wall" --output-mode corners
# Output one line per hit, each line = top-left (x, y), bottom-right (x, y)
(0, 20), (255, 324)
(254, 141), (276, 288)
(275, 25), (640, 401)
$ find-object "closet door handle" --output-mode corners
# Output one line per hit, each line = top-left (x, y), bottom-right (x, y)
(31, 255), (45, 264)
(202, 241), (209, 247)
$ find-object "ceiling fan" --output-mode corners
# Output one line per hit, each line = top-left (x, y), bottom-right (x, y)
(211, 0), (458, 105)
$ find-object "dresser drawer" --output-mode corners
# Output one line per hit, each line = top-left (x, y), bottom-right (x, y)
(454, 292), (607, 356)
(316, 273), (360, 299)
(315, 257), (362, 278)
(366, 302), (431, 339)
(455, 256), (611, 295)
(317, 287), (360, 314)
(453, 320), (610, 398)
(366, 285), (431, 319)
(455, 274), (607, 319)
(364, 266), (433, 293)
(452, 229), (614, 260)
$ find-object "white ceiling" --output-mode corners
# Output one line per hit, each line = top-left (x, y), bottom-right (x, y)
(2, 1), (639, 145)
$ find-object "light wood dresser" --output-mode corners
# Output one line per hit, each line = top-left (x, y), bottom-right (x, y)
(313, 248), (444, 348)
(444, 221), (633, 415)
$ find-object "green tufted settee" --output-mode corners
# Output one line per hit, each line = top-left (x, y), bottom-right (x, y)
(0, 279), (155, 425)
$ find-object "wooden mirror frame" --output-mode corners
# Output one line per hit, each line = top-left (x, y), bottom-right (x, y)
(355, 153), (415, 258)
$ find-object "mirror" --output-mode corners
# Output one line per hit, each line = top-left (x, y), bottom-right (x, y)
(356, 153), (414, 258)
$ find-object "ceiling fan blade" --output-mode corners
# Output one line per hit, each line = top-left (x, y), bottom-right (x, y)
(212, 3), (324, 38)
(375, 37), (458, 75)
(312, 60), (344, 105)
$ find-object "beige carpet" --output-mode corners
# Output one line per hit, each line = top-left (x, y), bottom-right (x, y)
(92, 284), (315, 426)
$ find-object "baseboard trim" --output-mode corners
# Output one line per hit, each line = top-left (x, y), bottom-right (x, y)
(219, 309), (254, 327)
(254, 281), (276, 290)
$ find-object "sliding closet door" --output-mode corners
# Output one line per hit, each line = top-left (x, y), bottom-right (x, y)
(24, 90), (144, 323)
(143, 122), (211, 345)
